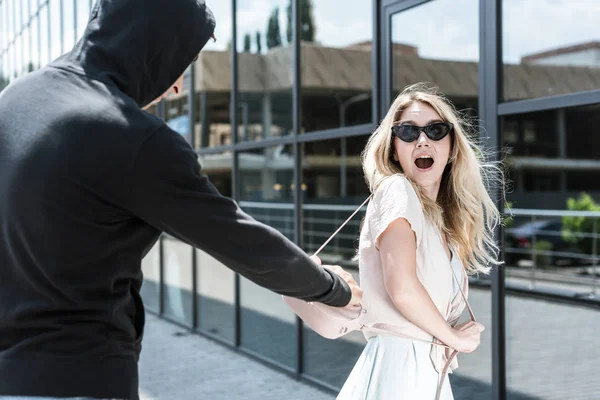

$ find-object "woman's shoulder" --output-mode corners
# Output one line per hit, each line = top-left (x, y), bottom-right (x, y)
(373, 174), (420, 203)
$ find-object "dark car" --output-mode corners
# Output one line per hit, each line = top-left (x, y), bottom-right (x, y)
(504, 219), (587, 267)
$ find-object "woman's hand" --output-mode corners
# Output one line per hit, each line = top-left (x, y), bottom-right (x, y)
(447, 321), (484, 353)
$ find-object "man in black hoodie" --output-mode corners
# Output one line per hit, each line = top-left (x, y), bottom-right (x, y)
(0, 0), (361, 399)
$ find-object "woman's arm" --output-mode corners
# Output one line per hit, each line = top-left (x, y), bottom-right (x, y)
(379, 217), (458, 346)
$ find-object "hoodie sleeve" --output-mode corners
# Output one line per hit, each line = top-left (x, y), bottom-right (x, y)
(126, 127), (351, 307)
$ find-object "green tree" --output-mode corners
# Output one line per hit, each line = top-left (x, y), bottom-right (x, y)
(266, 7), (282, 49)
(0, 74), (9, 92)
(255, 31), (262, 54)
(243, 33), (251, 52)
(286, 0), (316, 43)
(562, 193), (600, 256)
(27, 62), (35, 73)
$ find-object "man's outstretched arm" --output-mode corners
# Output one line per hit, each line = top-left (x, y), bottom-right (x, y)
(126, 127), (359, 307)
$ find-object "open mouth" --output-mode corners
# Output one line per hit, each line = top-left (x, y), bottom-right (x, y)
(414, 155), (434, 170)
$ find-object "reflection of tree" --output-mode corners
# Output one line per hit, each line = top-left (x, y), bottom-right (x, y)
(243, 33), (251, 52)
(286, 0), (316, 43)
(256, 31), (262, 54)
(266, 8), (283, 49)
(0, 74), (8, 92)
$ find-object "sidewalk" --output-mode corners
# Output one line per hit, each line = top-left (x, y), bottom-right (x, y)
(138, 314), (335, 400)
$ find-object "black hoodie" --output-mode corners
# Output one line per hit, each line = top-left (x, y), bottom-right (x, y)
(0, 0), (351, 398)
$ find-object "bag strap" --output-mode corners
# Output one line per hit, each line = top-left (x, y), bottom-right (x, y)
(312, 194), (372, 258)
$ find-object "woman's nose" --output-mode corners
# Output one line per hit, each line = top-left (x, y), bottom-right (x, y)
(416, 131), (430, 147)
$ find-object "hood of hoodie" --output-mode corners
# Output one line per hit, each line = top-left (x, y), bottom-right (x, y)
(57, 0), (215, 108)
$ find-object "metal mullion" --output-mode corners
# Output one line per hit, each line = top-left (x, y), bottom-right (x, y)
(158, 236), (165, 316)
(37, 4), (41, 68)
(196, 144), (234, 156)
(297, 123), (376, 143)
(73, 0), (77, 44)
(231, 0), (241, 349)
(157, 103), (166, 317)
(479, 0), (505, 399)
(188, 59), (199, 330)
(46, 0), (50, 65)
(59, 0), (63, 55)
(498, 89), (600, 116)
(371, 0), (380, 124)
(291, 0), (303, 378)
(24, 0), (29, 72)
(234, 135), (295, 151)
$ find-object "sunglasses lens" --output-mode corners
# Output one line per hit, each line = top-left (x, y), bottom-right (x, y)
(425, 123), (450, 140)
(394, 125), (419, 142)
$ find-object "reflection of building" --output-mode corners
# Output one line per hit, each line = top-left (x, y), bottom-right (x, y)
(167, 40), (600, 209)
(522, 41), (600, 67)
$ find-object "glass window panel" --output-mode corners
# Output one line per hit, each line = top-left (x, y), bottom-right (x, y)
(62, 0), (74, 52)
(0, 1), (6, 49)
(39, 5), (49, 67)
(14, 33), (21, 77)
(300, 136), (369, 387)
(194, 0), (232, 149)
(140, 240), (160, 313)
(20, 0), (27, 26)
(76, 0), (90, 40)
(391, 0), (479, 113)
(7, 0), (13, 43)
(49, 0), (61, 60)
(196, 249), (235, 343)
(237, 0), (292, 141)
(503, 0), (600, 101)
(196, 151), (234, 342)
(239, 144), (296, 368)
(30, 16), (39, 70)
(8, 44), (14, 80)
(301, 0), (373, 133)
(506, 296), (600, 399)
(22, 26), (31, 73)
(503, 104), (600, 295)
(29, 0), (38, 18)
(162, 237), (194, 326)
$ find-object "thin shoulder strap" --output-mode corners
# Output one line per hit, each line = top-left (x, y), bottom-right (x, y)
(312, 194), (372, 258)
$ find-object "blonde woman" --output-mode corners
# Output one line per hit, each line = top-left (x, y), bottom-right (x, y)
(337, 83), (502, 400)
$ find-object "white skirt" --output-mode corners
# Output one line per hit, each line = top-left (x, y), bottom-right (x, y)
(337, 335), (454, 400)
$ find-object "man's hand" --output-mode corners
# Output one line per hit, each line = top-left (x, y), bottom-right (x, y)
(311, 255), (363, 307)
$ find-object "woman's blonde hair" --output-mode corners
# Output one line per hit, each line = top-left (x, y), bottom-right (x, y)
(362, 82), (503, 275)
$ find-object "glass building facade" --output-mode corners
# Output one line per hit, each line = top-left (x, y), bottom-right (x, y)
(2, 1), (600, 399)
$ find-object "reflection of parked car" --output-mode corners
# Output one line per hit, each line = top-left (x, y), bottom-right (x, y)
(504, 219), (584, 266)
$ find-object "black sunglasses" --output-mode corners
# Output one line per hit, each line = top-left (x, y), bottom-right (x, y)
(391, 122), (453, 143)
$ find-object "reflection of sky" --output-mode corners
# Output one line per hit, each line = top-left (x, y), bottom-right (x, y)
(2, 0), (599, 76)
